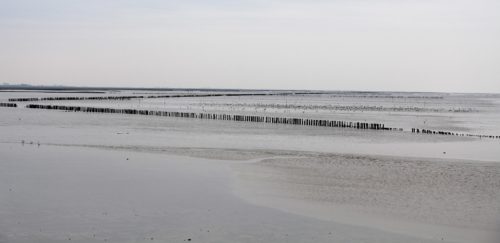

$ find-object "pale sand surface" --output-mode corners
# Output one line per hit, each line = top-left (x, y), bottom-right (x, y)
(0, 144), (450, 243)
(232, 153), (500, 243)
(31, 143), (500, 243)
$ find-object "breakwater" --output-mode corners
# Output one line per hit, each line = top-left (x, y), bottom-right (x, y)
(8, 92), (324, 102)
(25, 104), (399, 131)
(0, 103), (17, 107)
(19, 104), (500, 139)
(411, 128), (499, 139)
(200, 103), (476, 113)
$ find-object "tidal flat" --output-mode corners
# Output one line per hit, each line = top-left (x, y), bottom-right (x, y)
(1, 90), (499, 243)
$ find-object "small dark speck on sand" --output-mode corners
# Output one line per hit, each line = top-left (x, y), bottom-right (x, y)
(126, 158), (129, 160)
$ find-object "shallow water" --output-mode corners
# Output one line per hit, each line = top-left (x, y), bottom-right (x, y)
(6, 91), (499, 135)
(1, 107), (499, 161)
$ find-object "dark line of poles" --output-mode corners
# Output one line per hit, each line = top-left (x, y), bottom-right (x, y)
(19, 104), (500, 139)
(0, 102), (17, 107)
(25, 104), (400, 132)
(8, 92), (325, 102)
(411, 128), (499, 140)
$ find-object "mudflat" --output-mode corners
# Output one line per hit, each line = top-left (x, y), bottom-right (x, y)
(1, 90), (499, 243)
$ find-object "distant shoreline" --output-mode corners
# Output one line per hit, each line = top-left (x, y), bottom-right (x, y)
(1, 85), (499, 95)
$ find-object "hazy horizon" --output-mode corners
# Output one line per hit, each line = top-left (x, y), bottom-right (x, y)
(1, 0), (499, 93)
(4, 82), (500, 95)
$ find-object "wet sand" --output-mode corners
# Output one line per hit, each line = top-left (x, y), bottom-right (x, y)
(233, 153), (500, 243)
(2, 141), (499, 242)
(0, 144), (453, 243)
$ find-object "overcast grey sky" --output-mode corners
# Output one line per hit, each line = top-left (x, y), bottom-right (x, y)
(0, 0), (499, 92)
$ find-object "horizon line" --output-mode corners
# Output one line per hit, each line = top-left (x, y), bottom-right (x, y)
(1, 83), (499, 95)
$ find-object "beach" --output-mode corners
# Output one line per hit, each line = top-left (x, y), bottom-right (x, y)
(1, 91), (499, 243)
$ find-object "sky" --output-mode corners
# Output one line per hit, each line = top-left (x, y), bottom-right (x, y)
(0, 0), (499, 92)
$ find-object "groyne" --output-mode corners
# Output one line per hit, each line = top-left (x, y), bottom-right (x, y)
(8, 92), (323, 102)
(0, 103), (17, 107)
(411, 128), (499, 139)
(17, 104), (500, 139)
(25, 104), (399, 131)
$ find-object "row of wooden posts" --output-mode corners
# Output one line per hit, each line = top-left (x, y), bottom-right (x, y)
(0, 102), (17, 107)
(8, 92), (324, 102)
(411, 128), (499, 139)
(5, 103), (497, 139)
(25, 104), (400, 131)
